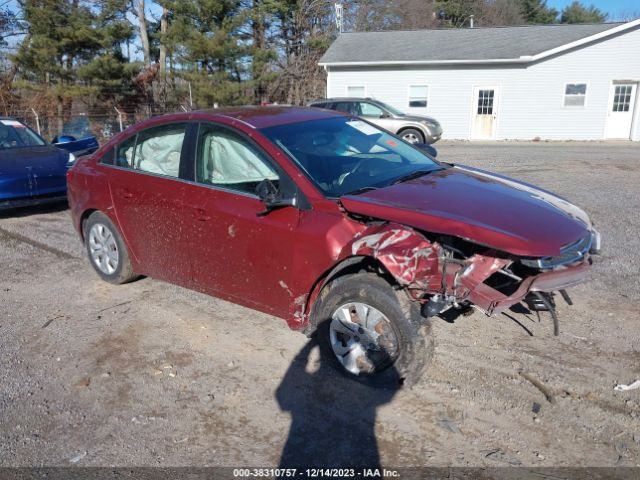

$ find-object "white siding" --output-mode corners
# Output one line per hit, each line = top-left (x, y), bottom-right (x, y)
(326, 26), (640, 140)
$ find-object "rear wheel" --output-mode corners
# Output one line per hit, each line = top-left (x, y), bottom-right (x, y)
(400, 128), (424, 144)
(84, 211), (137, 284)
(313, 272), (433, 386)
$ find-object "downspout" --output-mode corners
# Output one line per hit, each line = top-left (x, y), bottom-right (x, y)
(324, 65), (330, 98)
(630, 82), (640, 141)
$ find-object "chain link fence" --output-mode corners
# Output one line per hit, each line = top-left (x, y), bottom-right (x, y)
(5, 103), (193, 145)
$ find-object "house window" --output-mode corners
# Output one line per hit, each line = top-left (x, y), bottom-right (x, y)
(564, 83), (587, 107)
(409, 85), (428, 108)
(347, 86), (365, 97)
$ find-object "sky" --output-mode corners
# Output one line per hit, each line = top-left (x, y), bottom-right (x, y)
(548, 0), (640, 20)
(4, 1), (639, 22)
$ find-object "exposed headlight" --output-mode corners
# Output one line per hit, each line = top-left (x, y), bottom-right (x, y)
(421, 120), (436, 128)
(521, 233), (593, 270)
(67, 152), (77, 167)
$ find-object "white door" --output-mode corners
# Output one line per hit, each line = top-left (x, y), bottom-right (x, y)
(472, 87), (499, 140)
(605, 83), (637, 139)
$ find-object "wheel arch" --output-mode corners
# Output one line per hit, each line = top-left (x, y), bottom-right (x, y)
(397, 125), (427, 142)
(301, 255), (398, 335)
(79, 208), (98, 241)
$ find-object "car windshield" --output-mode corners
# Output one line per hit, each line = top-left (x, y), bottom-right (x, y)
(0, 120), (46, 149)
(261, 116), (442, 197)
(375, 101), (405, 117)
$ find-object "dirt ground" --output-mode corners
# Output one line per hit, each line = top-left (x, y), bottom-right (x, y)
(0, 141), (639, 469)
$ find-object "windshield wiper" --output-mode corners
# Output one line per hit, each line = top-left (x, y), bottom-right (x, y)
(391, 169), (438, 185)
(344, 186), (378, 196)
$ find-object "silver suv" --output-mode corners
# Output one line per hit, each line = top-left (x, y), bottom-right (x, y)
(308, 97), (442, 144)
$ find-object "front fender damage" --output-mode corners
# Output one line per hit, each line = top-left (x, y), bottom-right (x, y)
(348, 223), (590, 328)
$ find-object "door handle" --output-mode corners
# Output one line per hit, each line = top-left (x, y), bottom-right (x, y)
(121, 189), (134, 199)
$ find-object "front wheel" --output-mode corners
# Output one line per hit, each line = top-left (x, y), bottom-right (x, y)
(400, 128), (425, 144)
(313, 272), (433, 387)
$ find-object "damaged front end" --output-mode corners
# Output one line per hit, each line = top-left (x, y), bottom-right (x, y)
(350, 223), (599, 335)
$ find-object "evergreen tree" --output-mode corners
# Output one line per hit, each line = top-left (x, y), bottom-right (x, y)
(14, 0), (136, 132)
(560, 1), (607, 23)
(161, 0), (251, 107)
(519, 0), (558, 24)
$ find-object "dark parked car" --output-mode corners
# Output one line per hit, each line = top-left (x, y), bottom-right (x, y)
(0, 118), (80, 209)
(67, 107), (599, 385)
(0, 117), (99, 210)
(308, 97), (443, 144)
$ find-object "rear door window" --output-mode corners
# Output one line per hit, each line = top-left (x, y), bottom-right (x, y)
(334, 102), (356, 115)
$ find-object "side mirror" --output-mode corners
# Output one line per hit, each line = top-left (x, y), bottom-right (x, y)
(53, 135), (77, 144)
(414, 143), (438, 158)
(380, 113), (391, 119)
(255, 179), (296, 217)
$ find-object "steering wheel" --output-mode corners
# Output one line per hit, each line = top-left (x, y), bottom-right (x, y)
(337, 157), (369, 187)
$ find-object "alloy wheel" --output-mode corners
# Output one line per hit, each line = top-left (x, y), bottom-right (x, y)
(88, 223), (119, 275)
(329, 302), (400, 375)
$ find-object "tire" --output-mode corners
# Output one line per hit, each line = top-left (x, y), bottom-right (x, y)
(400, 128), (425, 144)
(313, 272), (434, 387)
(83, 211), (138, 285)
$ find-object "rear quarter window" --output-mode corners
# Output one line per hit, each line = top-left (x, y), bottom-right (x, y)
(98, 148), (115, 165)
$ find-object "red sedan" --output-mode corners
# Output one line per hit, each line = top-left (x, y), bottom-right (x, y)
(67, 107), (600, 385)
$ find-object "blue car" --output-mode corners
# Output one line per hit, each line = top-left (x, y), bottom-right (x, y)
(0, 117), (98, 210)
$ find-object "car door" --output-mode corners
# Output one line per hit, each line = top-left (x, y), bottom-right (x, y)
(182, 122), (300, 317)
(28, 147), (68, 197)
(0, 120), (66, 199)
(106, 122), (194, 285)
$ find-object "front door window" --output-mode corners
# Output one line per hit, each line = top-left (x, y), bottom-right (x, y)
(613, 85), (633, 112)
(477, 90), (494, 115)
(358, 102), (384, 118)
(196, 124), (278, 194)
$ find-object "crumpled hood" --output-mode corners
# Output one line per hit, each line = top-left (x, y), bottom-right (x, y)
(340, 165), (591, 257)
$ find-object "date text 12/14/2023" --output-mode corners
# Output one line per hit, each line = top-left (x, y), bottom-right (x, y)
(232, 468), (400, 478)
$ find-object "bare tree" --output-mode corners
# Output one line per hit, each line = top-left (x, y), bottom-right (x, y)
(475, 0), (525, 27)
(158, 5), (168, 104)
(133, 0), (150, 67)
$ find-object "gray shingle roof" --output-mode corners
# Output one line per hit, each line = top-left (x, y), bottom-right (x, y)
(319, 22), (627, 64)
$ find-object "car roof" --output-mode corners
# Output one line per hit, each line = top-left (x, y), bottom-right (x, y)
(309, 98), (377, 103)
(193, 106), (344, 129)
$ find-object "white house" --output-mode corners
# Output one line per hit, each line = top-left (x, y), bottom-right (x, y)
(319, 20), (640, 141)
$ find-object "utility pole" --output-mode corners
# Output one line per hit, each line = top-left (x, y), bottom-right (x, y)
(335, 3), (343, 34)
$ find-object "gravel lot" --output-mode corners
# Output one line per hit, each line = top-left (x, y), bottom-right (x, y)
(0, 141), (639, 469)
